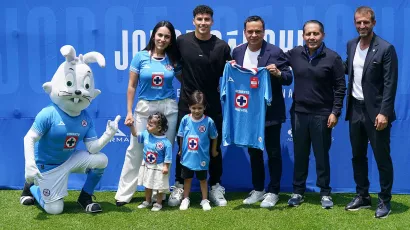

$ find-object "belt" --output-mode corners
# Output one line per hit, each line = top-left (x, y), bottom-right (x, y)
(352, 97), (365, 105)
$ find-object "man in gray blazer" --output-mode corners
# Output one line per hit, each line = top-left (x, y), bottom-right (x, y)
(344, 6), (398, 219)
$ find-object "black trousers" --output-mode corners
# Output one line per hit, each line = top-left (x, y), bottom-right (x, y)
(175, 110), (223, 187)
(292, 111), (332, 196)
(248, 124), (282, 194)
(349, 98), (393, 202)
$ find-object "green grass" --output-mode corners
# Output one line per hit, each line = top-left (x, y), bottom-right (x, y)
(1, 190), (410, 229)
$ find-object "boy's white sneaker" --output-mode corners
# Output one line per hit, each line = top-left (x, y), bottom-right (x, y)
(179, 197), (190, 210)
(200, 199), (212, 211)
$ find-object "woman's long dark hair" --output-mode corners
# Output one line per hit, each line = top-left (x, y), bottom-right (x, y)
(143, 20), (179, 66)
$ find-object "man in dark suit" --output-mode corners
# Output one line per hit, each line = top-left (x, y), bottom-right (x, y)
(232, 15), (292, 208)
(344, 6), (398, 219)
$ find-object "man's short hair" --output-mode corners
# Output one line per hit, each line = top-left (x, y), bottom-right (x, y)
(193, 5), (213, 18)
(303, 20), (325, 34)
(244, 15), (265, 30)
(355, 6), (375, 21)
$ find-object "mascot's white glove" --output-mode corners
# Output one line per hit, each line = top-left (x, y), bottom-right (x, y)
(86, 115), (121, 154)
(24, 130), (43, 184)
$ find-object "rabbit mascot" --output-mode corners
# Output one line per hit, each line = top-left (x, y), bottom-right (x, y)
(19, 45), (120, 214)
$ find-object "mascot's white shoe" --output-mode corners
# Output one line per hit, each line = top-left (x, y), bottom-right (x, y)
(77, 190), (102, 213)
(20, 182), (35, 206)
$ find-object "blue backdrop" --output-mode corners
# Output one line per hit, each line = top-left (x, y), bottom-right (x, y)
(1, 0), (410, 194)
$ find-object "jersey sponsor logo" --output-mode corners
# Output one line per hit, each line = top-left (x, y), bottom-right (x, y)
(250, 76), (259, 88)
(258, 137), (262, 142)
(64, 135), (79, 149)
(228, 76), (234, 82)
(188, 137), (199, 150)
(198, 125), (206, 133)
(235, 93), (249, 108)
(43, 189), (50, 197)
(146, 151), (158, 164)
(156, 141), (164, 150)
(58, 121), (65, 126)
(152, 72), (164, 87)
(201, 161), (206, 167)
(81, 120), (87, 127)
(164, 64), (173, 71)
(141, 64), (150, 69)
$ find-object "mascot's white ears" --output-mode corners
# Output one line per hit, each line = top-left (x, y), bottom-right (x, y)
(60, 45), (106, 67)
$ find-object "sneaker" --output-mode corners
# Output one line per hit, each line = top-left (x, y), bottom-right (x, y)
(375, 199), (391, 219)
(288, 193), (304, 207)
(321, 196), (334, 209)
(151, 203), (163, 212)
(138, 201), (152, 209)
(20, 182), (35, 206)
(345, 195), (372, 211)
(168, 182), (184, 207)
(200, 199), (212, 211)
(260, 193), (279, 208)
(243, 190), (266, 205)
(209, 183), (227, 206)
(179, 198), (190, 210)
(77, 190), (102, 213)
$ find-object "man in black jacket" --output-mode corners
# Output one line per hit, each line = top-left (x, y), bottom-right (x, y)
(232, 16), (292, 208)
(286, 20), (346, 209)
(344, 6), (398, 219)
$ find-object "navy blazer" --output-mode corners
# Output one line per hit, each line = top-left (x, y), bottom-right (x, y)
(232, 40), (293, 125)
(345, 34), (398, 123)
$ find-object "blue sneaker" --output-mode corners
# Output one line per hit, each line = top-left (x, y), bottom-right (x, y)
(288, 194), (304, 207)
(375, 199), (391, 219)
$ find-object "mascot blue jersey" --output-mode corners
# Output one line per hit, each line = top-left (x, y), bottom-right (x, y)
(130, 50), (181, 101)
(220, 62), (272, 150)
(141, 130), (172, 165)
(177, 114), (218, 171)
(31, 104), (97, 167)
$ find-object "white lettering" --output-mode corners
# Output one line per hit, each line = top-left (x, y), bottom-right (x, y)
(114, 30), (128, 70)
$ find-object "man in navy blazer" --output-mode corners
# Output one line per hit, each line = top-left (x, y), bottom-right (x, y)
(344, 6), (398, 219)
(232, 15), (292, 208)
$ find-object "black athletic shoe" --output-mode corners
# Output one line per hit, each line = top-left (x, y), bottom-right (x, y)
(375, 199), (391, 219)
(77, 190), (102, 213)
(345, 194), (372, 211)
(116, 201), (128, 207)
(20, 182), (35, 206)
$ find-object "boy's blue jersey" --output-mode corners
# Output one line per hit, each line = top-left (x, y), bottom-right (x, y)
(31, 104), (97, 166)
(130, 50), (181, 101)
(141, 130), (172, 165)
(177, 115), (218, 171)
(220, 62), (272, 150)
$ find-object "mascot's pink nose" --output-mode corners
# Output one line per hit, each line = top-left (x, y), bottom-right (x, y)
(75, 90), (82, 95)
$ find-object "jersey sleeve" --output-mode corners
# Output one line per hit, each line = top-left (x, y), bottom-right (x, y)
(177, 116), (187, 137)
(83, 114), (97, 143)
(220, 62), (230, 102)
(174, 62), (182, 75)
(262, 69), (273, 106)
(208, 118), (218, 139)
(129, 52), (142, 74)
(163, 140), (173, 163)
(31, 108), (52, 136)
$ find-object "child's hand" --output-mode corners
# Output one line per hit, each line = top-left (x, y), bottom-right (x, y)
(162, 166), (169, 175)
(212, 150), (219, 157)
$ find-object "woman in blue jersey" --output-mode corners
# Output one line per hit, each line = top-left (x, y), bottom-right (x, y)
(115, 21), (181, 206)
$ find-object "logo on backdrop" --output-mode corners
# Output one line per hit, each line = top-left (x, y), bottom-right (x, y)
(110, 128), (130, 143)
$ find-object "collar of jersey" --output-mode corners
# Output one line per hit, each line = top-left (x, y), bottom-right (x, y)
(189, 114), (205, 122)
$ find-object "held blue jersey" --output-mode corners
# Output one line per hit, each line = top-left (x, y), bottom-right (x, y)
(220, 62), (272, 150)
(130, 50), (181, 101)
(31, 104), (98, 167)
(141, 130), (172, 165)
(177, 114), (218, 171)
